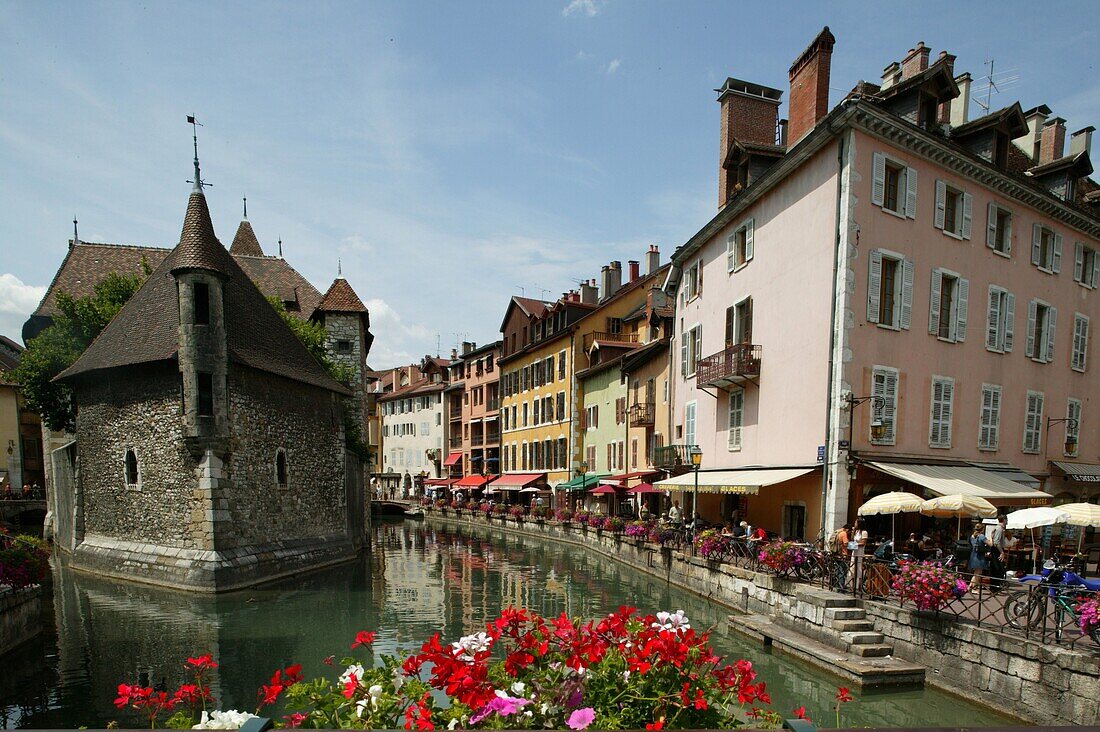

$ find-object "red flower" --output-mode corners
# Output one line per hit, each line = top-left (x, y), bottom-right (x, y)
(284, 712), (308, 728)
(645, 721), (664, 731)
(186, 653), (218, 671)
(114, 683), (138, 709)
(352, 630), (377, 649)
(404, 693), (434, 731)
(172, 684), (208, 706)
(259, 684), (284, 707)
(836, 687), (854, 703)
(323, 655), (336, 666)
(283, 663), (303, 684)
(794, 706), (810, 721)
(342, 673), (359, 699)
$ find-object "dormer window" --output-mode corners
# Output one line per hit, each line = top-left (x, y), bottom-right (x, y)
(993, 133), (1009, 168)
(918, 94), (938, 130)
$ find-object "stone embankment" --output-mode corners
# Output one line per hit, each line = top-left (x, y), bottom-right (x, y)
(422, 510), (1100, 727)
(0, 585), (42, 657)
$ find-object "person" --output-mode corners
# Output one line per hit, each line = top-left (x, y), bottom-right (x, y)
(988, 515), (1007, 581)
(969, 524), (990, 582)
(535, 494), (544, 509)
(849, 518), (868, 591)
(752, 526), (768, 542)
(905, 532), (921, 557)
(835, 524), (852, 558)
(721, 521), (735, 537)
(640, 503), (650, 521)
(731, 521), (747, 538)
(668, 500), (682, 529)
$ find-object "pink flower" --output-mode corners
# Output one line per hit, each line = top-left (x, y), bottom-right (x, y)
(469, 694), (530, 724)
(567, 707), (596, 730)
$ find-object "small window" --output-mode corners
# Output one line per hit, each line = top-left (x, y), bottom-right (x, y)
(607, 317), (623, 335)
(935, 181), (972, 239)
(684, 260), (702, 301)
(871, 366), (898, 445)
(979, 384), (1002, 451)
(986, 204), (1012, 255)
(928, 376), (954, 449)
(1031, 224), (1062, 273)
(873, 152), (916, 218)
(1074, 242), (1099, 289)
(197, 372), (214, 417)
(727, 388), (744, 451)
(1071, 314), (1089, 372)
(726, 219), (754, 272)
(1066, 399), (1082, 457)
(336, 340), (352, 353)
(125, 448), (140, 487)
(929, 269), (968, 343)
(276, 450), (288, 487)
(984, 286), (1016, 354)
(193, 282), (210, 325)
(1026, 300), (1057, 363)
(868, 250), (913, 330)
(884, 162), (903, 213)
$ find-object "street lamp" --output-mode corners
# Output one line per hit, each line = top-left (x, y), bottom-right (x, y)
(1046, 417), (1080, 456)
(689, 446), (702, 540)
(845, 394), (886, 475)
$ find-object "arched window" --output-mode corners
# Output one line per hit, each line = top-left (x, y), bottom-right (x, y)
(275, 449), (288, 488)
(125, 449), (139, 487)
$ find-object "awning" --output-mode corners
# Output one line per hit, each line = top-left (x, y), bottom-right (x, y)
(455, 475), (491, 488)
(867, 462), (1052, 506)
(489, 472), (545, 488)
(968, 461), (1041, 489)
(654, 467), (814, 495)
(425, 478), (458, 487)
(1051, 461), (1100, 483)
(600, 470), (658, 485)
(559, 474), (609, 491)
(443, 451), (463, 467)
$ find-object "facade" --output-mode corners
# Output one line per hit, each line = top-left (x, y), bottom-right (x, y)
(0, 336), (44, 495)
(667, 28), (1099, 538)
(451, 341), (502, 480)
(378, 358), (450, 494)
(53, 174), (361, 591)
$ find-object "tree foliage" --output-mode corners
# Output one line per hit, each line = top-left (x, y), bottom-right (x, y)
(14, 269), (147, 433)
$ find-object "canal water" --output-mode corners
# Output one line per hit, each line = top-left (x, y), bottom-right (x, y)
(1, 519), (1017, 729)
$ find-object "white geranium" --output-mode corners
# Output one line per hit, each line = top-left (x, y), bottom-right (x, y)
(192, 710), (259, 730)
(510, 681), (526, 696)
(652, 610), (690, 632)
(450, 631), (493, 662)
(339, 663), (366, 687)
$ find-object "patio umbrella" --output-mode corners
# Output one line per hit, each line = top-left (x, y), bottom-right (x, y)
(520, 486), (542, 493)
(1006, 506), (1072, 573)
(857, 491), (924, 546)
(920, 494), (997, 541)
(1049, 503), (1100, 553)
(627, 483), (660, 494)
(589, 485), (618, 494)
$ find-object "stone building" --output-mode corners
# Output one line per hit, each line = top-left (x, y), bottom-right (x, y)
(53, 173), (363, 592)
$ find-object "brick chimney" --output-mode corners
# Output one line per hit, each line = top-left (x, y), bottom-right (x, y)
(1070, 126), (1095, 157)
(1040, 118), (1067, 164)
(786, 26), (836, 146)
(901, 42), (930, 79)
(646, 244), (660, 275)
(628, 260), (640, 282)
(717, 78), (783, 207)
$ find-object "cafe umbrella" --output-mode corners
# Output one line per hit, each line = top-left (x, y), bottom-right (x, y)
(857, 491), (925, 547)
(1005, 506), (1072, 573)
(919, 494), (998, 540)
(1053, 502), (1100, 553)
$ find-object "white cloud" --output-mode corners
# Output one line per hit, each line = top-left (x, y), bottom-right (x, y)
(575, 50), (591, 61)
(607, 58), (621, 74)
(0, 273), (45, 344)
(363, 297), (437, 367)
(562, 0), (599, 17)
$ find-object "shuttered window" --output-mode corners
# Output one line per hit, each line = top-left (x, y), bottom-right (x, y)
(985, 286), (1015, 353)
(1025, 299), (1057, 363)
(872, 152), (917, 218)
(1072, 314), (1089, 372)
(928, 376), (954, 448)
(1066, 399), (1082, 457)
(978, 384), (1002, 451)
(867, 250), (914, 329)
(1031, 224), (1062, 273)
(727, 388), (744, 451)
(1074, 242), (1099, 289)
(935, 181), (973, 239)
(928, 268), (969, 342)
(871, 366), (898, 446)
(986, 203), (1012, 255)
(684, 402), (697, 448)
(1023, 391), (1044, 454)
(726, 218), (754, 272)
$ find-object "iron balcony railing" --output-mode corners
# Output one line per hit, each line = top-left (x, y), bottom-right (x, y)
(697, 343), (761, 387)
(582, 330), (639, 351)
(449, 436), (463, 448)
(628, 401), (655, 427)
(653, 444), (697, 470)
(470, 434), (483, 447)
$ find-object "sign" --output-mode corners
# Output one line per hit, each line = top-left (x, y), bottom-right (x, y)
(816, 445), (826, 463)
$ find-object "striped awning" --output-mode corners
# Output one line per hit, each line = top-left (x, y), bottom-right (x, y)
(1051, 461), (1100, 483)
(867, 462), (1051, 506)
(655, 467), (813, 495)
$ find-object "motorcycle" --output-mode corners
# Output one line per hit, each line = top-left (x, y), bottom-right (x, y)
(1005, 560), (1100, 643)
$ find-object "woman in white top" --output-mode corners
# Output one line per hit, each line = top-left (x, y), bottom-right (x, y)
(849, 517), (868, 591)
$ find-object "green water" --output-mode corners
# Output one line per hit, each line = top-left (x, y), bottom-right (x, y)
(1, 520), (1018, 728)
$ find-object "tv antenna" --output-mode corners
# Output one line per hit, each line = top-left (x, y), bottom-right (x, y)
(971, 59), (1020, 113)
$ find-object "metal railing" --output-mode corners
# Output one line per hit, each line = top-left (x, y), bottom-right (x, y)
(582, 331), (639, 351)
(652, 444), (696, 470)
(697, 343), (762, 386)
(628, 401), (655, 427)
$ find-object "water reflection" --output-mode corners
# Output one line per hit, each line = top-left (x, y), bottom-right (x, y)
(0, 520), (1015, 729)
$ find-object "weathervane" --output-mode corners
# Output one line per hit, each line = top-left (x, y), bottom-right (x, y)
(186, 115), (212, 191)
(243, 196), (248, 219)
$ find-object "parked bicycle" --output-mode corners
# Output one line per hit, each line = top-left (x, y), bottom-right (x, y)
(1006, 561), (1100, 644)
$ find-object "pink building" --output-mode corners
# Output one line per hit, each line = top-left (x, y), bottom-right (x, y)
(665, 28), (1099, 539)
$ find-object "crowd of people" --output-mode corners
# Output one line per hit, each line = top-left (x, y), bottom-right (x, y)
(1, 482), (44, 500)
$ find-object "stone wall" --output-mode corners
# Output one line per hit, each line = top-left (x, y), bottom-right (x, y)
(74, 363), (197, 549)
(425, 511), (1099, 727)
(0, 586), (42, 658)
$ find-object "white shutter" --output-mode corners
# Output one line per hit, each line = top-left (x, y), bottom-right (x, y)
(934, 180), (947, 230)
(990, 387), (1001, 449)
(900, 259), (914, 330)
(955, 277), (969, 342)
(884, 370), (898, 444)
(1074, 242), (1085, 282)
(986, 287), (1001, 351)
(1046, 307), (1057, 363)
(961, 193), (973, 239)
(867, 250), (883, 323)
(727, 390), (743, 450)
(942, 380), (954, 446)
(1052, 233), (1063, 273)
(1005, 213), (1012, 254)
(681, 331), (688, 376)
(727, 233), (736, 272)
(872, 152), (886, 206)
(745, 219), (754, 262)
(905, 166), (918, 219)
(1032, 224), (1042, 266)
(1004, 293), (1016, 352)
(693, 326), (702, 372)
(929, 380), (944, 446)
(1025, 300), (1037, 358)
(1092, 253), (1100, 290)
(929, 269), (943, 335)
(980, 386), (995, 449)
(986, 203), (998, 248)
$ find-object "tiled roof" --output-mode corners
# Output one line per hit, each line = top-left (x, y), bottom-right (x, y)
(318, 277), (368, 313)
(229, 219), (264, 257)
(57, 192), (351, 396)
(235, 256), (323, 316)
(171, 192), (233, 275)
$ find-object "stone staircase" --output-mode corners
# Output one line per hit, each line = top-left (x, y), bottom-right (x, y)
(823, 603), (895, 658)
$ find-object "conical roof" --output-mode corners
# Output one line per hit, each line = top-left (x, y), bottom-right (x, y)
(171, 191), (233, 275)
(318, 277), (368, 313)
(229, 219), (264, 257)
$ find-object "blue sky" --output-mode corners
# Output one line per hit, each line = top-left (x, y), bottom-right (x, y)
(1, 1), (1097, 365)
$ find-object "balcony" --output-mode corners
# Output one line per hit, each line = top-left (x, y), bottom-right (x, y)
(696, 343), (761, 388)
(470, 433), (484, 447)
(486, 398), (499, 412)
(449, 436), (463, 448)
(582, 331), (639, 351)
(653, 444), (697, 470)
(628, 402), (655, 427)
(485, 431), (500, 445)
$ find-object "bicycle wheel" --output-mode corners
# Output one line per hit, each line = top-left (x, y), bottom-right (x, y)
(1005, 592), (1044, 630)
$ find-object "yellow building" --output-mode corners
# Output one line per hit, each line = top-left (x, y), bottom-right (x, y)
(0, 336), (45, 496)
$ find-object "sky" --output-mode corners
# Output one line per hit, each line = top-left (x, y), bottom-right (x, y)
(1, 1), (1098, 366)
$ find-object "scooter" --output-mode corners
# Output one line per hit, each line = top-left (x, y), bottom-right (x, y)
(1014, 560), (1100, 592)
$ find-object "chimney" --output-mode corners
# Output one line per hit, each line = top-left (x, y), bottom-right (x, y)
(646, 244), (660, 275)
(901, 42), (930, 79)
(786, 26), (836, 146)
(1039, 118), (1067, 164)
(937, 50), (956, 74)
(628, 260), (640, 282)
(1015, 105), (1051, 161)
(605, 261), (622, 299)
(778, 119), (789, 147)
(950, 73), (971, 127)
(880, 61), (901, 90)
(1070, 126), (1095, 157)
(462, 341), (475, 355)
(599, 265), (611, 300)
(717, 77), (783, 207)
(580, 279), (598, 304)
(450, 348), (458, 361)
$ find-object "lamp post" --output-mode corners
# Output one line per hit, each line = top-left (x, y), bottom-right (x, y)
(1045, 417), (1080, 457)
(690, 446), (702, 540)
(845, 394), (887, 476)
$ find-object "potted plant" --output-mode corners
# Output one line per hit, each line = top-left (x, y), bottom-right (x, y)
(508, 505), (527, 523)
(554, 508), (573, 526)
(890, 560), (968, 612)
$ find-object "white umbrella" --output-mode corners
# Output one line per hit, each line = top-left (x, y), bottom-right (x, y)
(1051, 503), (1100, 553)
(857, 491), (924, 547)
(920, 494), (998, 540)
(1006, 507), (1072, 573)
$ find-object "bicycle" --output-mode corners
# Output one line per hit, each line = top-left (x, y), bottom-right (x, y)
(1006, 565), (1100, 645)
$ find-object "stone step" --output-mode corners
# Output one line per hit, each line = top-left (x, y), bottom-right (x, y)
(842, 631), (886, 645)
(824, 607), (866, 621)
(830, 619), (876, 633)
(794, 586), (859, 609)
(851, 643), (894, 658)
